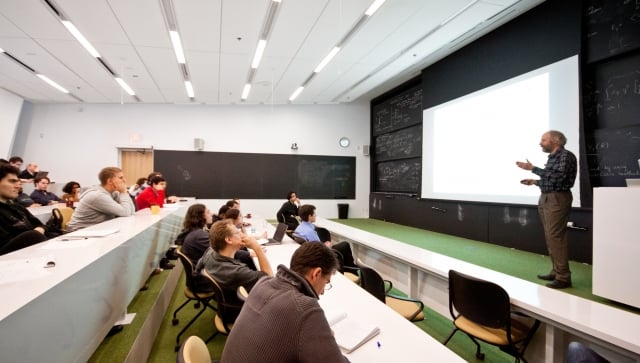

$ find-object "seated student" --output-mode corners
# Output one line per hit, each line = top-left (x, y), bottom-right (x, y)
(276, 191), (301, 230)
(222, 208), (264, 271)
(0, 164), (50, 255)
(128, 177), (147, 197)
(294, 204), (324, 242)
(179, 203), (215, 291)
(221, 242), (348, 363)
(66, 167), (135, 232)
(135, 175), (166, 210)
(15, 186), (39, 208)
(30, 176), (62, 206)
(195, 220), (273, 322)
(19, 162), (38, 181)
(8, 156), (23, 170)
(61, 181), (81, 203)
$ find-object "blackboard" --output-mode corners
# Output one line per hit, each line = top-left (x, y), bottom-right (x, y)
(154, 150), (355, 199)
(583, 0), (640, 63)
(583, 51), (640, 129)
(375, 158), (421, 193)
(587, 125), (640, 186)
(372, 85), (422, 135)
(374, 124), (422, 162)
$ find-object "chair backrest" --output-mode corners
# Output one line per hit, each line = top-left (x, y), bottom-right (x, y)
(332, 241), (356, 268)
(291, 233), (307, 244)
(177, 335), (211, 363)
(201, 269), (237, 332)
(176, 248), (198, 292)
(448, 269), (511, 329)
(358, 266), (387, 303)
(58, 207), (74, 231)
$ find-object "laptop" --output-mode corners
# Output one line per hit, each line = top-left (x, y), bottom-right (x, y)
(261, 223), (288, 246)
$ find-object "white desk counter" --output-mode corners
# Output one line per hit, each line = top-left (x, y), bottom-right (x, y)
(255, 219), (465, 363)
(317, 217), (640, 363)
(0, 204), (187, 363)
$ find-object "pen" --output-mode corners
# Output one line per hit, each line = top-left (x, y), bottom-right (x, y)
(60, 237), (88, 241)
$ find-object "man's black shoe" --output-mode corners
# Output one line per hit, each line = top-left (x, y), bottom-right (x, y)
(537, 273), (556, 281)
(546, 280), (571, 289)
(160, 258), (175, 270)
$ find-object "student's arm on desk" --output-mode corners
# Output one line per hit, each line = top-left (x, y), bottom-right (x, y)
(243, 236), (273, 276)
(299, 304), (350, 363)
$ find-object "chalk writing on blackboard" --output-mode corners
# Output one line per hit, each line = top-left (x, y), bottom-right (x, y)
(583, 0), (640, 62)
(375, 158), (421, 193)
(587, 125), (640, 186)
(374, 125), (422, 161)
(372, 86), (422, 135)
(584, 51), (640, 129)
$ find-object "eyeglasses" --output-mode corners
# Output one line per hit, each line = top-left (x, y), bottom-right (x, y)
(325, 280), (332, 291)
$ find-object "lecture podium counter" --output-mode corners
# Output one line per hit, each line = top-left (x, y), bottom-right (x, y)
(0, 204), (185, 363)
(256, 226), (465, 363)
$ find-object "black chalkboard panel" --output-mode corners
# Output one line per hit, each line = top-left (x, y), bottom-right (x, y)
(375, 158), (421, 193)
(154, 150), (355, 199)
(374, 124), (422, 162)
(583, 0), (640, 63)
(583, 51), (640, 129)
(587, 125), (640, 186)
(372, 86), (422, 136)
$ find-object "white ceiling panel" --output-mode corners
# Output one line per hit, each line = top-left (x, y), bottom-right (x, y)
(108, 0), (170, 47)
(0, 0), (544, 105)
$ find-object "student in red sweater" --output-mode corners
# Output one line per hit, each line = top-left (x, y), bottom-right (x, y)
(135, 175), (166, 210)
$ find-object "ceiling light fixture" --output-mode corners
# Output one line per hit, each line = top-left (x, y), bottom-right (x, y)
(241, 84), (252, 100)
(114, 77), (135, 96)
(314, 47), (341, 73)
(61, 20), (100, 58)
(169, 31), (186, 64)
(251, 39), (267, 69)
(289, 86), (304, 101)
(184, 80), (194, 98)
(37, 74), (69, 93)
(365, 0), (387, 16)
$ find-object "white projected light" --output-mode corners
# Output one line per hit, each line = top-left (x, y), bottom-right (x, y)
(422, 55), (580, 206)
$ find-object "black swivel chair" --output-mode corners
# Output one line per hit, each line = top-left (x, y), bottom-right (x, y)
(358, 266), (425, 322)
(201, 269), (243, 344)
(173, 248), (216, 352)
(443, 269), (540, 363)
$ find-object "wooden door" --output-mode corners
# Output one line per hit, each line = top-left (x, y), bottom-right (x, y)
(120, 149), (153, 187)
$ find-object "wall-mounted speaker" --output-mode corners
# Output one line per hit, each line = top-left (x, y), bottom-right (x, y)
(362, 144), (370, 156)
(194, 138), (205, 151)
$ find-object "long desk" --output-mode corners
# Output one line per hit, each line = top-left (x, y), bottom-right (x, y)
(253, 218), (465, 362)
(317, 217), (640, 363)
(0, 204), (186, 363)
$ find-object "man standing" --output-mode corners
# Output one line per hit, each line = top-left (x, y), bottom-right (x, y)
(221, 242), (348, 363)
(516, 130), (577, 289)
(0, 164), (49, 255)
(195, 220), (273, 322)
(66, 167), (135, 232)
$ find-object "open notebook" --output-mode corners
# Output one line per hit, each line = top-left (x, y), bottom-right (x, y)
(325, 310), (380, 353)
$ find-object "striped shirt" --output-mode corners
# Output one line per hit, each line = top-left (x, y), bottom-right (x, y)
(532, 148), (577, 193)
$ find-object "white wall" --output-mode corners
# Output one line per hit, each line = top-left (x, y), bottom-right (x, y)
(0, 88), (24, 158)
(12, 102), (371, 218)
